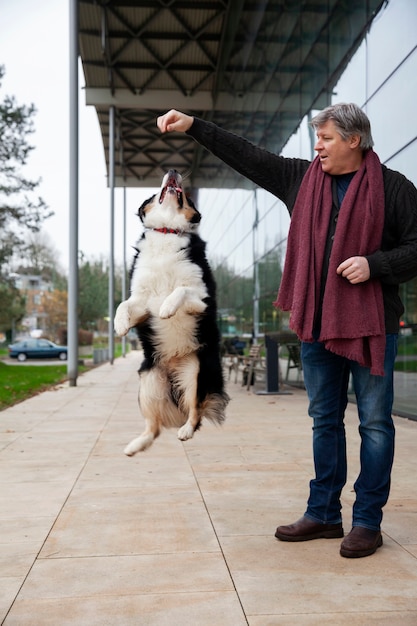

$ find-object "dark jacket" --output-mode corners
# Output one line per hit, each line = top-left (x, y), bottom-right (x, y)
(187, 118), (417, 333)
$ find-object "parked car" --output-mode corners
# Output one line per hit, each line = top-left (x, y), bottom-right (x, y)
(8, 339), (68, 362)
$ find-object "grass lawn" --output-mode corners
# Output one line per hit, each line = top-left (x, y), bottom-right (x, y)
(0, 362), (69, 411)
(397, 333), (417, 355)
(395, 360), (417, 373)
(396, 334), (417, 372)
(0, 341), (127, 410)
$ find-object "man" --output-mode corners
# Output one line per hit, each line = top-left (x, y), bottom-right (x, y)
(157, 104), (417, 558)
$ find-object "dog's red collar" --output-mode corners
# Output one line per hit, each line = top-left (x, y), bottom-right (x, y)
(152, 227), (183, 235)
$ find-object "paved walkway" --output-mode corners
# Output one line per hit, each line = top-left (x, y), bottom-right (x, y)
(1, 351), (417, 625)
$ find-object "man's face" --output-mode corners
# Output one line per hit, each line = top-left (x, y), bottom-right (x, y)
(314, 120), (362, 175)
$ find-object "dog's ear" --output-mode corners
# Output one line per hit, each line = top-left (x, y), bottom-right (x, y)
(137, 195), (156, 223)
(186, 194), (202, 224)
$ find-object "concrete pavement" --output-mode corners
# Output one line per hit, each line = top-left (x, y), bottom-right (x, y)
(1, 351), (417, 625)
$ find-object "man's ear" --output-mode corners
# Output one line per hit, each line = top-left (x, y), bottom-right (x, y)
(349, 134), (361, 149)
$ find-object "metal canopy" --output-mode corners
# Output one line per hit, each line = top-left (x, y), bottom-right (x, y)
(79, 0), (386, 190)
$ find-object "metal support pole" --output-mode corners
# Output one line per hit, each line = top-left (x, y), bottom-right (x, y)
(256, 335), (292, 396)
(108, 106), (115, 364)
(253, 189), (259, 345)
(68, 0), (79, 386)
(190, 187), (199, 207)
(308, 110), (316, 161)
(121, 187), (127, 357)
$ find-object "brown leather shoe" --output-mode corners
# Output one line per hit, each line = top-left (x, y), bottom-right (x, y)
(275, 516), (344, 542)
(340, 527), (383, 558)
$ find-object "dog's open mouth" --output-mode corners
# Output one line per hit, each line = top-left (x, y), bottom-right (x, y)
(159, 173), (183, 206)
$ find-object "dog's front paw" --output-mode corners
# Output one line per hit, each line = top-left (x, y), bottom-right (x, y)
(159, 297), (178, 319)
(114, 320), (130, 337)
(177, 423), (195, 441)
(114, 303), (130, 336)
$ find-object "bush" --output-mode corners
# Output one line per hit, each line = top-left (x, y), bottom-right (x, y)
(57, 328), (94, 346)
(78, 329), (94, 345)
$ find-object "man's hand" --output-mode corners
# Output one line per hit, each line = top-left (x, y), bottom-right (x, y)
(336, 256), (370, 284)
(157, 110), (194, 134)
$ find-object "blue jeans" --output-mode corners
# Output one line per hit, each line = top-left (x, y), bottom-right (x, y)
(301, 334), (397, 531)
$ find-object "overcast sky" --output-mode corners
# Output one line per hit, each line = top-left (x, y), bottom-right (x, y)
(0, 0), (155, 272)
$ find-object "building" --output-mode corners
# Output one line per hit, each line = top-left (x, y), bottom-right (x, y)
(198, 0), (417, 418)
(12, 273), (52, 336)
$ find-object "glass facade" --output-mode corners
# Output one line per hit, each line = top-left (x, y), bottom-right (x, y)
(198, 0), (417, 419)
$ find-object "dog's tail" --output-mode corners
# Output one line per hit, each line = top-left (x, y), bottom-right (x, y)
(201, 392), (229, 425)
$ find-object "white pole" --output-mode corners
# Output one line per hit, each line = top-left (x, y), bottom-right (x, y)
(68, 0), (79, 386)
(121, 186), (127, 357)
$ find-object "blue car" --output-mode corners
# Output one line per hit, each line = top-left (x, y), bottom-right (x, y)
(8, 339), (68, 362)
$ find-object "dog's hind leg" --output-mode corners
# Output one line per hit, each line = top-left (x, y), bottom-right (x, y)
(124, 421), (159, 455)
(177, 407), (199, 441)
(175, 355), (201, 442)
(124, 369), (163, 456)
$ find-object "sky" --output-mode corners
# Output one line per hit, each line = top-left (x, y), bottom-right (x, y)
(0, 0), (156, 272)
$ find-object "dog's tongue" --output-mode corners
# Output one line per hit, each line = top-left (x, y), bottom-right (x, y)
(167, 174), (182, 193)
(160, 175), (183, 203)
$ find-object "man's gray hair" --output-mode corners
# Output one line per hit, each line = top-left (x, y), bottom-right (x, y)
(310, 103), (374, 150)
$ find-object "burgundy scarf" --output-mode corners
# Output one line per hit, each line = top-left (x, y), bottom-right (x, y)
(274, 150), (386, 376)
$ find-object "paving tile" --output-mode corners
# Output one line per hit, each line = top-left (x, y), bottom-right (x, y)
(0, 577), (25, 625)
(0, 515), (55, 545)
(0, 481), (76, 518)
(248, 612), (417, 625)
(221, 534), (417, 616)
(5, 592), (247, 626)
(15, 553), (234, 600)
(39, 487), (220, 558)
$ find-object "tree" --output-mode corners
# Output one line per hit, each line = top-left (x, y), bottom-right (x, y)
(211, 245), (284, 337)
(258, 248), (284, 333)
(41, 289), (68, 340)
(212, 259), (253, 335)
(16, 231), (67, 287)
(78, 255), (123, 330)
(0, 278), (25, 339)
(78, 258), (108, 329)
(0, 65), (52, 334)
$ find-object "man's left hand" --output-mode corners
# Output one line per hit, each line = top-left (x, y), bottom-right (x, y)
(336, 256), (370, 284)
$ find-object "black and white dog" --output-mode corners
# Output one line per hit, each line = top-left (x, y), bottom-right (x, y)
(114, 170), (229, 455)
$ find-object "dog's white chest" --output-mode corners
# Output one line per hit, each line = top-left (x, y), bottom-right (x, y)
(132, 233), (204, 298)
(127, 232), (208, 358)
